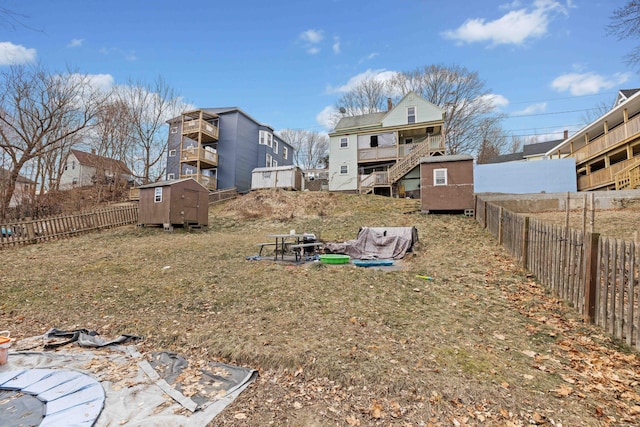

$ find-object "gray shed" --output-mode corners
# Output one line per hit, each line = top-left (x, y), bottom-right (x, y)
(137, 178), (209, 230)
(251, 165), (303, 190)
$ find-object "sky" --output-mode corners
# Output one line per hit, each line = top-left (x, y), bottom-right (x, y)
(1, 0), (639, 145)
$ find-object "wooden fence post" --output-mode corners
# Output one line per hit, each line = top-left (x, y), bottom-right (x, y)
(498, 206), (504, 245)
(583, 232), (600, 322)
(483, 200), (488, 228)
(522, 216), (529, 269)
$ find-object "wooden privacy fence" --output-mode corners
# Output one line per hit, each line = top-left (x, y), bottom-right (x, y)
(0, 204), (139, 249)
(476, 196), (640, 350)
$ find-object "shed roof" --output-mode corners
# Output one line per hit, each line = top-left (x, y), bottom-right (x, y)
(136, 178), (207, 190)
(420, 154), (473, 164)
(252, 165), (300, 173)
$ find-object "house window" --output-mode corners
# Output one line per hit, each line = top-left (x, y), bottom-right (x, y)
(273, 140), (278, 154)
(72, 177), (78, 185)
(170, 126), (178, 134)
(266, 153), (273, 167)
(259, 130), (273, 147)
(340, 165), (348, 174)
(273, 159), (278, 167)
(370, 135), (378, 148)
(154, 187), (163, 203)
(72, 161), (76, 170)
(167, 173), (175, 180)
(434, 168), (447, 186)
(407, 106), (416, 124)
(185, 168), (193, 175)
(283, 146), (288, 159)
(405, 138), (414, 144)
(340, 137), (348, 148)
(169, 149), (176, 157)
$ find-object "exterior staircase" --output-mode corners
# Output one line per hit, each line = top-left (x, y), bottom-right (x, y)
(388, 139), (436, 184)
(615, 158), (640, 190)
(359, 136), (445, 194)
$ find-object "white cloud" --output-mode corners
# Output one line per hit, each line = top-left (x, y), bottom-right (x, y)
(326, 69), (399, 94)
(299, 29), (324, 44)
(298, 29), (325, 54)
(479, 93), (509, 109)
(0, 41), (36, 65)
(551, 71), (631, 96)
(513, 102), (547, 115)
(442, 0), (568, 46)
(99, 47), (137, 61)
(67, 38), (84, 48)
(332, 37), (340, 54)
(316, 105), (339, 131)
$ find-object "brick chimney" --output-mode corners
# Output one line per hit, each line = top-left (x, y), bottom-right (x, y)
(563, 129), (568, 139)
(387, 98), (393, 111)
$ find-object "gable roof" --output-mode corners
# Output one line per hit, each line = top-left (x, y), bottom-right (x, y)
(486, 139), (563, 164)
(0, 168), (36, 184)
(70, 149), (132, 175)
(332, 91), (444, 133)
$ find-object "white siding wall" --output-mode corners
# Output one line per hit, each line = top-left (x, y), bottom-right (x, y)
(382, 94), (443, 127)
(328, 134), (358, 191)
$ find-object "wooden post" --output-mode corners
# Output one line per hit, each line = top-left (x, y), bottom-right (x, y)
(565, 192), (570, 230)
(582, 194), (587, 235)
(583, 232), (600, 322)
(522, 216), (530, 269)
(483, 200), (488, 228)
(590, 193), (595, 233)
(498, 206), (504, 245)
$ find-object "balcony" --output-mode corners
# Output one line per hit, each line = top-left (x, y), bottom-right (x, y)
(180, 173), (217, 191)
(572, 113), (640, 164)
(577, 155), (640, 190)
(180, 146), (218, 168)
(358, 135), (444, 162)
(181, 110), (219, 143)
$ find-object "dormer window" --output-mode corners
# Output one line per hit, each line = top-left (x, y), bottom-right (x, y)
(407, 106), (416, 124)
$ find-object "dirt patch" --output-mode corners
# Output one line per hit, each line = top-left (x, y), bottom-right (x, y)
(1, 190), (639, 426)
(529, 207), (640, 240)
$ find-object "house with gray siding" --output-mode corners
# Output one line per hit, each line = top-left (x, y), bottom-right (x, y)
(166, 108), (293, 193)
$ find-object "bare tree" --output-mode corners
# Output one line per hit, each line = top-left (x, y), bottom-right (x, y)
(334, 76), (389, 117)
(0, 64), (107, 217)
(117, 77), (186, 184)
(581, 100), (613, 124)
(390, 64), (499, 155)
(607, 1), (640, 68)
(278, 129), (329, 169)
(475, 116), (508, 164)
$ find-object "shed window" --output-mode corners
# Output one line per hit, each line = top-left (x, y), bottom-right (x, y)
(407, 106), (416, 124)
(434, 168), (447, 186)
(154, 187), (163, 203)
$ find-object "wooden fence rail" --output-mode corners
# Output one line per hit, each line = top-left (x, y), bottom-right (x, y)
(0, 204), (139, 249)
(476, 196), (639, 350)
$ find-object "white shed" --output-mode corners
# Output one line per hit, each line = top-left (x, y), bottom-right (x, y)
(251, 165), (303, 191)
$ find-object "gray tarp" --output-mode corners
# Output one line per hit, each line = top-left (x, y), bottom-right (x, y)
(325, 226), (418, 260)
(0, 334), (257, 427)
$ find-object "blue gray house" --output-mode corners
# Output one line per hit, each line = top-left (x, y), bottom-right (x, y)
(166, 108), (294, 193)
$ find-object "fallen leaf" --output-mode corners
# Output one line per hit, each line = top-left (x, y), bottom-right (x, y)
(532, 412), (546, 424)
(370, 401), (384, 419)
(234, 413), (247, 419)
(293, 401), (303, 409)
(553, 384), (573, 397)
(346, 415), (361, 426)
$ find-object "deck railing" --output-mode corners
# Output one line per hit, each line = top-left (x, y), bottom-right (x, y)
(573, 114), (640, 163)
(182, 119), (219, 141)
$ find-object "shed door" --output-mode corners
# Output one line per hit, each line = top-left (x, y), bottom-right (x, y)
(182, 189), (199, 222)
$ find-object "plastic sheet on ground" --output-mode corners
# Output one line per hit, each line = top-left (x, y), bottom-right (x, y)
(324, 226), (418, 260)
(0, 334), (257, 427)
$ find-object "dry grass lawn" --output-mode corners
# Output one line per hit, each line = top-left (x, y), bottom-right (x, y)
(1, 190), (639, 426)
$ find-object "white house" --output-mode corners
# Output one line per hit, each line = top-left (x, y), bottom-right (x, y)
(328, 92), (446, 197)
(60, 149), (133, 189)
